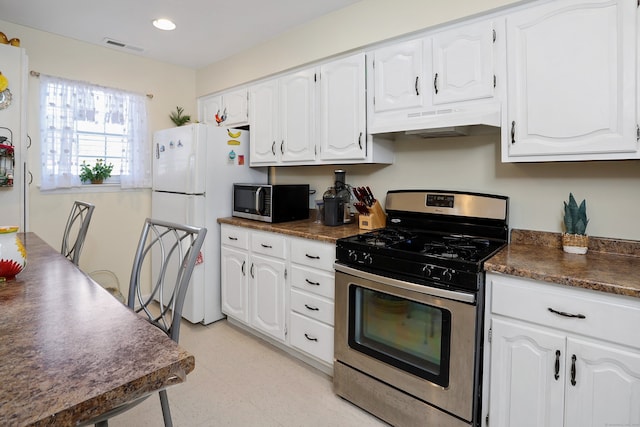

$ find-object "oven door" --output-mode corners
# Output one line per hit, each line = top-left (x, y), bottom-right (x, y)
(334, 264), (479, 422)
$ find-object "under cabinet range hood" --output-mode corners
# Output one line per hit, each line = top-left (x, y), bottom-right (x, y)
(369, 103), (501, 138)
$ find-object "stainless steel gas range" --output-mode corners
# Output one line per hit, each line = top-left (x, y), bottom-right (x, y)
(333, 190), (509, 427)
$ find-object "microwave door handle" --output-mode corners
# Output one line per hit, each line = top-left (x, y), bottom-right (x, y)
(256, 187), (264, 215)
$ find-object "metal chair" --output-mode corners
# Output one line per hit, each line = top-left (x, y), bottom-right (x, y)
(85, 218), (207, 427)
(61, 201), (95, 266)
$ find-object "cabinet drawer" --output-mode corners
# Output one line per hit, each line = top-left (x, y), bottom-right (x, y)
(290, 265), (334, 300)
(221, 225), (249, 250)
(291, 289), (334, 326)
(290, 237), (335, 271)
(251, 231), (286, 258)
(490, 274), (640, 349)
(290, 312), (334, 365)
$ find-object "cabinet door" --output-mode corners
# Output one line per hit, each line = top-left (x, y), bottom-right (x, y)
(250, 254), (286, 342)
(489, 318), (565, 427)
(221, 246), (249, 323)
(432, 19), (496, 105)
(372, 39), (425, 113)
(199, 95), (223, 125)
(280, 70), (316, 163)
(318, 53), (367, 161)
(565, 337), (640, 427)
(505, 0), (637, 160)
(223, 89), (249, 126)
(249, 80), (279, 165)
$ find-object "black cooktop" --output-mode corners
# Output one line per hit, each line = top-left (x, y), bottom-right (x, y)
(335, 190), (509, 292)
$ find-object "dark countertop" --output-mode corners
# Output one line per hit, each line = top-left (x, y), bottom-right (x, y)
(218, 215), (365, 243)
(0, 233), (195, 426)
(485, 229), (640, 299)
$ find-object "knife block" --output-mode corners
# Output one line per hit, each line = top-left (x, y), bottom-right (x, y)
(358, 201), (387, 230)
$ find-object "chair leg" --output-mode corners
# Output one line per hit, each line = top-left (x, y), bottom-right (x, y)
(159, 389), (173, 427)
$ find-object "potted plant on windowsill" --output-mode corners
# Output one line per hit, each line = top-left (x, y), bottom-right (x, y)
(80, 159), (114, 184)
(562, 192), (589, 254)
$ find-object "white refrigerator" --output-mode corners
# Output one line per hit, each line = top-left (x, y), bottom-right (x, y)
(152, 123), (267, 324)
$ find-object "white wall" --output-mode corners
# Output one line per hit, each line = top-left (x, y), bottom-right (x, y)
(194, 0), (640, 241)
(0, 20), (197, 295)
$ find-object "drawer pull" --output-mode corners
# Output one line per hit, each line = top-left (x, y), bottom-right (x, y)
(305, 278), (320, 286)
(304, 333), (318, 342)
(241, 260), (246, 276)
(548, 307), (586, 319)
(305, 254), (320, 259)
(554, 350), (560, 380)
(261, 243), (273, 248)
(570, 354), (577, 386)
(228, 236), (238, 241)
(304, 304), (319, 311)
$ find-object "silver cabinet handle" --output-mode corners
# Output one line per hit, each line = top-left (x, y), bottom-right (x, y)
(271, 141), (276, 155)
(415, 76), (420, 96)
(250, 263), (255, 279)
(434, 73), (439, 94)
(280, 140), (284, 155)
(228, 236), (238, 241)
(358, 132), (363, 150)
(261, 243), (272, 248)
(305, 278), (320, 286)
(241, 260), (246, 276)
(304, 304), (319, 311)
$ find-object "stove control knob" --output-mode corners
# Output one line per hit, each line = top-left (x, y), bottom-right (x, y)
(442, 269), (454, 281)
(348, 250), (358, 262)
(422, 265), (434, 277)
(363, 253), (374, 265)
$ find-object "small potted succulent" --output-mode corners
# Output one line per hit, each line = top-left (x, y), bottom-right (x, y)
(80, 159), (114, 184)
(562, 193), (589, 254)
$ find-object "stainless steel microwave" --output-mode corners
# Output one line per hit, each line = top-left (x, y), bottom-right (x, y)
(232, 184), (310, 223)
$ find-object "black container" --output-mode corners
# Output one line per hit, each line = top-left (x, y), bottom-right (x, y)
(323, 187), (344, 226)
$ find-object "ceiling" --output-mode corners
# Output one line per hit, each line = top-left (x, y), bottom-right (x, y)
(0, 0), (362, 69)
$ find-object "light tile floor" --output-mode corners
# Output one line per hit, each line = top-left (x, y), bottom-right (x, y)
(111, 319), (388, 426)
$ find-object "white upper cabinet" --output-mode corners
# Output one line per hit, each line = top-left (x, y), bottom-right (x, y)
(318, 53), (367, 161)
(368, 18), (502, 134)
(503, 0), (639, 162)
(279, 69), (317, 163)
(432, 19), (497, 105)
(198, 88), (249, 127)
(249, 80), (280, 164)
(371, 39), (426, 114)
(249, 53), (393, 166)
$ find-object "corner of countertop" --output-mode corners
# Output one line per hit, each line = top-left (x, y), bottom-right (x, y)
(510, 229), (640, 257)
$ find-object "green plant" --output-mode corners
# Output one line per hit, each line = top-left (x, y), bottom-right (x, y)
(563, 193), (589, 235)
(169, 106), (191, 126)
(80, 159), (114, 183)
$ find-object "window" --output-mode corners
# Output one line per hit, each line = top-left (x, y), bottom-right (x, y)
(40, 75), (151, 190)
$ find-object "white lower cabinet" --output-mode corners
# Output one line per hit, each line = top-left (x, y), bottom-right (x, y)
(221, 224), (336, 369)
(487, 273), (640, 427)
(220, 226), (286, 343)
(288, 237), (336, 365)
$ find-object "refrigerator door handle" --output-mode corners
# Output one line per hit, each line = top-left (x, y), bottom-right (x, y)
(155, 143), (160, 159)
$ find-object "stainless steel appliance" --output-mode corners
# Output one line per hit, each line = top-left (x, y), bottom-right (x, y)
(232, 183), (309, 223)
(334, 190), (508, 427)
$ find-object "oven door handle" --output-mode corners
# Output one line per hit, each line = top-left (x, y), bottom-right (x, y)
(334, 263), (476, 304)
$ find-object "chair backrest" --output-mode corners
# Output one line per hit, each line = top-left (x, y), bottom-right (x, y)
(128, 218), (207, 342)
(61, 201), (95, 266)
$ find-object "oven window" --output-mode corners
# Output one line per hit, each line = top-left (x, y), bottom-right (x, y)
(348, 286), (451, 386)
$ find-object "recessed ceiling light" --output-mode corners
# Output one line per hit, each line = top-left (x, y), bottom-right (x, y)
(152, 18), (176, 31)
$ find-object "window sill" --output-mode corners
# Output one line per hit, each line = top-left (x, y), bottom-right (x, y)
(38, 184), (148, 194)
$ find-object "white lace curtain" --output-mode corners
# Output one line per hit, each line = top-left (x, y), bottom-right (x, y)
(40, 75), (151, 190)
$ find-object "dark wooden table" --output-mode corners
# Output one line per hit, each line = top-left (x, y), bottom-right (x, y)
(0, 233), (195, 426)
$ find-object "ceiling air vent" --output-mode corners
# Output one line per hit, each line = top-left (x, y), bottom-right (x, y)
(103, 38), (144, 52)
